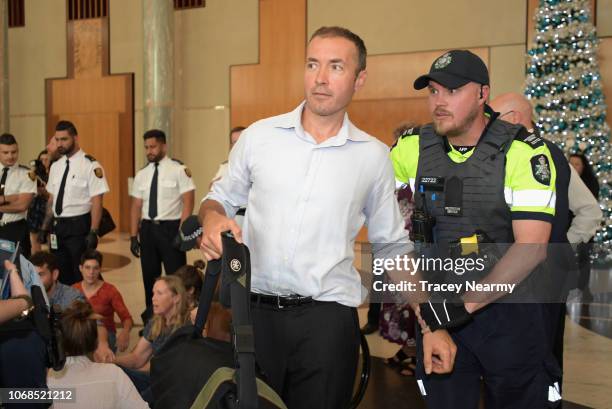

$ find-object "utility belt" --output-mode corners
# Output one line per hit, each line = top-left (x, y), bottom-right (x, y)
(52, 213), (91, 237)
(250, 293), (327, 310)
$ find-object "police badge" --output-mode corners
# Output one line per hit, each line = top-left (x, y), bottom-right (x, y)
(434, 52), (452, 69)
(530, 154), (551, 185)
(94, 167), (103, 178)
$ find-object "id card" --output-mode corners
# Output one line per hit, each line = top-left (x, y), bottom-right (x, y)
(50, 234), (58, 250)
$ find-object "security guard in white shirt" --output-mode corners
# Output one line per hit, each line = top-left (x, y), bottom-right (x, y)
(130, 129), (195, 313)
(41, 121), (109, 285)
(0, 133), (37, 257)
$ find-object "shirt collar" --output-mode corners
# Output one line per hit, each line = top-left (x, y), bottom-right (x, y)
(64, 149), (83, 163)
(274, 101), (370, 145)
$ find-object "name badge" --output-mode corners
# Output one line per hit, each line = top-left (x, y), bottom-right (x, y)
(50, 234), (58, 250)
(418, 176), (445, 191)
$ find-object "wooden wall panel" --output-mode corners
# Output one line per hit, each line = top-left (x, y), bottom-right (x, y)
(230, 0), (305, 128)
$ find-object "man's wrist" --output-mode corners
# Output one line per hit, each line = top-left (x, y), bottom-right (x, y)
(90, 229), (99, 236)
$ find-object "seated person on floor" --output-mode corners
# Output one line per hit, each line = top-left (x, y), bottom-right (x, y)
(47, 301), (148, 409)
(112, 276), (190, 401)
(32, 250), (115, 362)
(73, 250), (133, 352)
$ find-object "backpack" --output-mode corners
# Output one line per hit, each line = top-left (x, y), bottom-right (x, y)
(151, 233), (287, 409)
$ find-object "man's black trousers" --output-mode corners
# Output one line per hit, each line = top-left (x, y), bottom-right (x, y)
(251, 299), (360, 409)
(52, 213), (90, 285)
(139, 219), (186, 308)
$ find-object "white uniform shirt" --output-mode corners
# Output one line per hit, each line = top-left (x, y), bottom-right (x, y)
(205, 102), (412, 307)
(131, 155), (195, 221)
(0, 164), (36, 223)
(46, 150), (109, 217)
(47, 355), (149, 409)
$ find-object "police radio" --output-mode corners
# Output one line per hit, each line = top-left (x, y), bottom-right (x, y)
(410, 186), (436, 244)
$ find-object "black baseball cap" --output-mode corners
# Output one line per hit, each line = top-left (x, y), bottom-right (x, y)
(414, 50), (489, 90)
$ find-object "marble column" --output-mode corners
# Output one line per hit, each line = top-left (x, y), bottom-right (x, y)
(0, 0), (9, 133)
(143, 0), (174, 145)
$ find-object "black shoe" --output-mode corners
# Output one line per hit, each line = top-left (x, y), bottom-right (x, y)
(360, 322), (379, 335)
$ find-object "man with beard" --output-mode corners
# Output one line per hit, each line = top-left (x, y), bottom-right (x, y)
(199, 26), (456, 409)
(130, 129), (194, 316)
(391, 50), (560, 408)
(41, 120), (109, 285)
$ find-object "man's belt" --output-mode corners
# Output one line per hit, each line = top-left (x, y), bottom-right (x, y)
(53, 213), (90, 223)
(142, 219), (180, 225)
(250, 293), (315, 309)
(0, 218), (26, 227)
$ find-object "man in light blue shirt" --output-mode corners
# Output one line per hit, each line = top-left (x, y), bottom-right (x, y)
(199, 26), (455, 409)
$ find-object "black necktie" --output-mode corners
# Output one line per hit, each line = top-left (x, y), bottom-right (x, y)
(148, 162), (159, 220)
(55, 159), (70, 216)
(0, 167), (9, 219)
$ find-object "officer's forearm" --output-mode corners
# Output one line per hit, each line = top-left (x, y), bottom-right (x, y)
(90, 195), (103, 230)
(198, 199), (228, 225)
(41, 195), (54, 231)
(180, 191), (195, 223)
(130, 198), (142, 237)
(0, 193), (34, 213)
(462, 242), (547, 313)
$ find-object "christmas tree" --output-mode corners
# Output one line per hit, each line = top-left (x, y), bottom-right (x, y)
(525, 0), (611, 260)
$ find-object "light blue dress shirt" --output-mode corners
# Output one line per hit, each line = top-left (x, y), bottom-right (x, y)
(206, 102), (412, 307)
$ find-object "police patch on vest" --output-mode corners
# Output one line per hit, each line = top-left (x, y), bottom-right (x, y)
(28, 170), (36, 181)
(94, 167), (103, 178)
(530, 155), (551, 185)
(184, 168), (192, 178)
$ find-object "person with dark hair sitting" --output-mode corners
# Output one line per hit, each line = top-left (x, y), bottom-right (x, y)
(73, 250), (133, 353)
(32, 250), (116, 363)
(47, 301), (148, 409)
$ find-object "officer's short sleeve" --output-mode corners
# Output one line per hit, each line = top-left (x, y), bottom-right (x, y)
(87, 162), (110, 197)
(130, 171), (144, 199)
(177, 163), (196, 195)
(390, 134), (419, 192)
(505, 140), (556, 222)
(46, 163), (59, 196)
(21, 170), (37, 194)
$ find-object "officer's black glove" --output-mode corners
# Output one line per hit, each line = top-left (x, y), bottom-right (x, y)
(85, 230), (99, 250)
(130, 236), (140, 258)
(419, 294), (472, 332)
(37, 229), (49, 245)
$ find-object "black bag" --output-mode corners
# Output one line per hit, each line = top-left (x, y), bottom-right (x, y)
(151, 233), (287, 409)
(98, 208), (116, 237)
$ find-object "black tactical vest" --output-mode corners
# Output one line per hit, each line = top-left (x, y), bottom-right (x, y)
(414, 119), (525, 247)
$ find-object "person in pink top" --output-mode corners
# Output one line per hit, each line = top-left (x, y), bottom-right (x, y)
(73, 249), (133, 353)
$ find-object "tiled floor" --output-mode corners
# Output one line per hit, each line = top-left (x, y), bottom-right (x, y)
(97, 232), (611, 409)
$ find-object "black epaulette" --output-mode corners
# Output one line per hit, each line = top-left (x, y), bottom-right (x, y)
(85, 154), (97, 162)
(171, 158), (184, 165)
(513, 127), (544, 148)
(18, 164), (30, 170)
(391, 127), (420, 150)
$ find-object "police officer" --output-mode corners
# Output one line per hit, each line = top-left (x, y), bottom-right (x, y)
(41, 120), (109, 285)
(0, 133), (36, 257)
(391, 50), (561, 408)
(130, 129), (195, 313)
